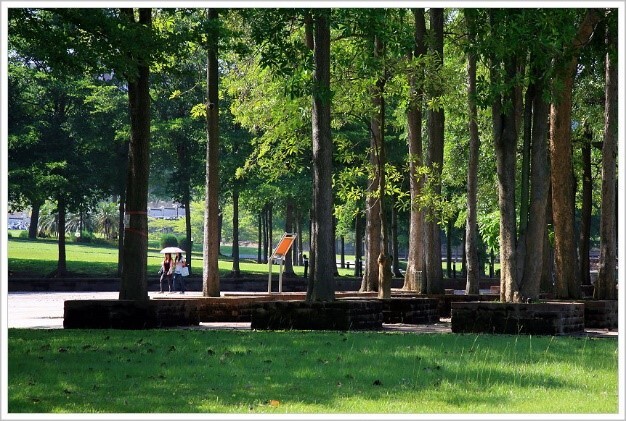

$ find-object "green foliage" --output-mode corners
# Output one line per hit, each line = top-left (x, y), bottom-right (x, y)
(160, 234), (178, 249)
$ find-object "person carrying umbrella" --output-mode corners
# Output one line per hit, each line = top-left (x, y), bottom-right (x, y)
(158, 253), (174, 293)
(173, 252), (188, 294)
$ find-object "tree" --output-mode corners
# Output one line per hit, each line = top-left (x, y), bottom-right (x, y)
(403, 8), (427, 293)
(203, 8), (221, 297)
(549, 9), (601, 299)
(594, 10), (617, 300)
(464, 9), (480, 295)
(306, 9), (335, 301)
(424, 8), (445, 294)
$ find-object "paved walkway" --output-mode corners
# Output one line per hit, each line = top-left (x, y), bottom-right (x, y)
(4, 291), (618, 338)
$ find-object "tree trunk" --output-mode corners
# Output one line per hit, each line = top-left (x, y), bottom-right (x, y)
(184, 196), (192, 274)
(403, 8), (426, 293)
(230, 188), (240, 278)
(257, 211), (262, 263)
(550, 9), (600, 299)
(366, 34), (392, 300)
(425, 8), (444, 295)
(340, 236), (345, 269)
(391, 204), (402, 278)
(203, 8), (220, 297)
(464, 10), (480, 295)
(117, 192), (125, 277)
(306, 10), (335, 302)
(119, 8), (151, 301)
(541, 181), (555, 293)
(361, 155), (381, 292)
(578, 127), (592, 286)
(594, 17), (617, 300)
(490, 30), (520, 302)
(354, 213), (363, 278)
(28, 200), (41, 239)
(56, 196), (67, 276)
(520, 75), (550, 300)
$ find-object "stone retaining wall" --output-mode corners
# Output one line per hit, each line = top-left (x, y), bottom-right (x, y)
(582, 300), (618, 329)
(63, 299), (199, 329)
(451, 301), (585, 335)
(379, 298), (439, 324)
(251, 300), (383, 330)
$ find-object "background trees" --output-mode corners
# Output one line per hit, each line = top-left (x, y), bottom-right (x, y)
(7, 7), (619, 303)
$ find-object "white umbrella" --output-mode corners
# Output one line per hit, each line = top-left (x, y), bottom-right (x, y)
(159, 246), (185, 254)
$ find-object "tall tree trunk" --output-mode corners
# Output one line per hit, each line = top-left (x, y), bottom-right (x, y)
(117, 192), (125, 277)
(56, 196), (67, 276)
(391, 204), (402, 278)
(464, 9), (480, 295)
(368, 34), (392, 300)
(403, 9), (427, 293)
(490, 11), (520, 303)
(594, 16), (617, 300)
(424, 8), (444, 295)
(361, 153), (381, 292)
(119, 8), (151, 301)
(520, 75), (550, 300)
(28, 200), (41, 239)
(257, 212), (262, 263)
(230, 188), (240, 278)
(541, 182), (555, 293)
(354, 213), (363, 278)
(578, 127), (592, 286)
(203, 8), (220, 297)
(550, 9), (600, 299)
(306, 10), (335, 302)
(184, 195), (192, 273)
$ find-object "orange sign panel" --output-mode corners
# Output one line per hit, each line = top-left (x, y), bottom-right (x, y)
(273, 234), (296, 258)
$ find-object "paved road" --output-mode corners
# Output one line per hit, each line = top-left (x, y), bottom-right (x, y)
(4, 291), (618, 338)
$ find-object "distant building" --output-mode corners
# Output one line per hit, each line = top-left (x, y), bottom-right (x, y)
(147, 202), (182, 220)
(7, 211), (30, 230)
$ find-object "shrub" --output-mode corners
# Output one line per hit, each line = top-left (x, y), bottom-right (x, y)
(178, 237), (192, 251)
(19, 231), (29, 239)
(74, 230), (94, 243)
(160, 234), (178, 249)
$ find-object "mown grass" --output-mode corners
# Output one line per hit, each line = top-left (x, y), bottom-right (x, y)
(7, 329), (618, 414)
(8, 237), (360, 278)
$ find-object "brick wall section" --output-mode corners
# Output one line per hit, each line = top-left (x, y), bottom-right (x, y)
(451, 302), (585, 335)
(63, 299), (199, 329)
(251, 300), (384, 330)
(378, 298), (439, 324)
(582, 300), (618, 329)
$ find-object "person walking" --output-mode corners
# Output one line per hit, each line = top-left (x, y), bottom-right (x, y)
(158, 253), (173, 293)
(173, 252), (187, 294)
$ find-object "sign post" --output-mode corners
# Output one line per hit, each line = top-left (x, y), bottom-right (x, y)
(268, 233), (297, 293)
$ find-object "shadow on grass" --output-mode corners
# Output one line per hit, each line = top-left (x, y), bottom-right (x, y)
(7, 329), (618, 414)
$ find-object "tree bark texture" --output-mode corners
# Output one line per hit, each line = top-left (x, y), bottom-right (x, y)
(550, 9), (601, 299)
(520, 76), (550, 300)
(425, 8), (444, 295)
(369, 35), (392, 300)
(306, 10), (335, 302)
(464, 9), (480, 294)
(403, 8), (427, 293)
(230, 188), (240, 277)
(491, 48), (519, 302)
(595, 18), (617, 300)
(119, 8), (151, 301)
(578, 129), (592, 286)
(203, 8), (220, 297)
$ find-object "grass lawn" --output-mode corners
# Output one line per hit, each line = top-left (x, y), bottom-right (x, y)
(7, 329), (618, 414)
(7, 237), (361, 278)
